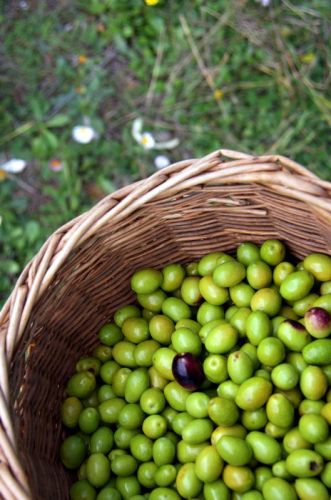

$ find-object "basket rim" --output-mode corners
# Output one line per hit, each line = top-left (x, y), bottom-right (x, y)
(1, 147), (331, 499)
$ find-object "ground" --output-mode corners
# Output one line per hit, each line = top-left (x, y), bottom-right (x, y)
(0, 0), (330, 305)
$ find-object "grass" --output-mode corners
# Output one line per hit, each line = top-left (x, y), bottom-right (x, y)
(0, 0), (330, 306)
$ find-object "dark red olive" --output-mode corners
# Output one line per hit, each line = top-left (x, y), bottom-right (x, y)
(172, 353), (204, 390)
(304, 307), (331, 338)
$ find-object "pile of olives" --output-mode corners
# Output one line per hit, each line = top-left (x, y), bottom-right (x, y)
(60, 240), (331, 500)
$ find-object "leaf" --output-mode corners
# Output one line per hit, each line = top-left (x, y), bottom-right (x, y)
(0, 260), (20, 274)
(42, 129), (59, 150)
(46, 114), (71, 128)
(32, 136), (49, 159)
(25, 220), (41, 244)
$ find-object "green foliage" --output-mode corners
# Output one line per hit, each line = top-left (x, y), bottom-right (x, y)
(1, 0), (330, 306)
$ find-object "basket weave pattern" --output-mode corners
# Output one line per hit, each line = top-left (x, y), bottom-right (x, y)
(0, 149), (331, 499)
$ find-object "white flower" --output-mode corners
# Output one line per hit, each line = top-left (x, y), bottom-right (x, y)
(1, 159), (27, 173)
(259, 0), (270, 5)
(19, 0), (29, 10)
(132, 118), (179, 150)
(140, 132), (156, 150)
(72, 125), (97, 144)
(154, 155), (170, 169)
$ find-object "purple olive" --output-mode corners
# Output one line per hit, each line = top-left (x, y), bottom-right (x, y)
(304, 307), (331, 338)
(172, 353), (204, 390)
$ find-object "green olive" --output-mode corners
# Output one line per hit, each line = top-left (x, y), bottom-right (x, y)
(246, 311), (271, 346)
(227, 350), (254, 384)
(177, 439), (209, 463)
(216, 436), (252, 466)
(162, 297), (192, 321)
(130, 433), (153, 462)
(181, 276), (202, 305)
(205, 322), (238, 354)
(208, 396), (239, 426)
(246, 431), (282, 465)
(114, 305), (141, 327)
(262, 477), (297, 500)
(118, 403), (145, 430)
(162, 263), (186, 292)
(152, 436), (176, 466)
(260, 239), (286, 266)
(298, 413), (329, 444)
(171, 327), (202, 356)
(60, 435), (86, 470)
(283, 427), (312, 454)
(137, 289), (167, 313)
(303, 253), (331, 281)
(86, 453), (111, 488)
(134, 339), (160, 367)
(294, 478), (330, 500)
(70, 480), (96, 500)
(222, 464), (255, 493)
(197, 302), (224, 325)
(61, 397), (84, 428)
(213, 261), (246, 288)
(273, 262), (296, 287)
(122, 317), (149, 344)
(182, 418), (213, 444)
(246, 261), (272, 289)
(131, 268), (163, 294)
(300, 365), (328, 400)
(176, 463), (203, 499)
(285, 449), (324, 477)
(124, 368), (149, 403)
(112, 341), (137, 368)
(113, 427), (136, 451)
(237, 242), (261, 266)
(194, 445), (224, 482)
(115, 475), (141, 499)
(149, 487), (180, 500)
(197, 252), (223, 276)
(199, 275), (229, 305)
(266, 393), (294, 428)
(235, 376), (272, 411)
(66, 371), (96, 399)
(250, 287), (282, 317)
(154, 465), (178, 487)
(280, 270), (314, 301)
(149, 315), (175, 345)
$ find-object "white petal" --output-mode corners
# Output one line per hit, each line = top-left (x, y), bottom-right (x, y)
(154, 155), (170, 169)
(132, 118), (144, 143)
(154, 138), (179, 150)
(72, 125), (96, 144)
(1, 159), (27, 173)
(140, 132), (156, 149)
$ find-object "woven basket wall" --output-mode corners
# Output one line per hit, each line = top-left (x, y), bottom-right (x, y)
(0, 148), (331, 499)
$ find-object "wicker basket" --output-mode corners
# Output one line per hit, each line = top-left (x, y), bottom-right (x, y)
(0, 148), (331, 499)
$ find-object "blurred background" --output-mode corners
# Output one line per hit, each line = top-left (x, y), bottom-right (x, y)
(0, 0), (330, 306)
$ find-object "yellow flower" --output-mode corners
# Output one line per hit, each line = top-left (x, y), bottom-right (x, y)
(213, 89), (224, 101)
(0, 169), (7, 182)
(145, 0), (159, 5)
(78, 54), (88, 65)
(300, 52), (316, 64)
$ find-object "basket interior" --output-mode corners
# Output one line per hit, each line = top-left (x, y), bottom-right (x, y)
(9, 182), (331, 499)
